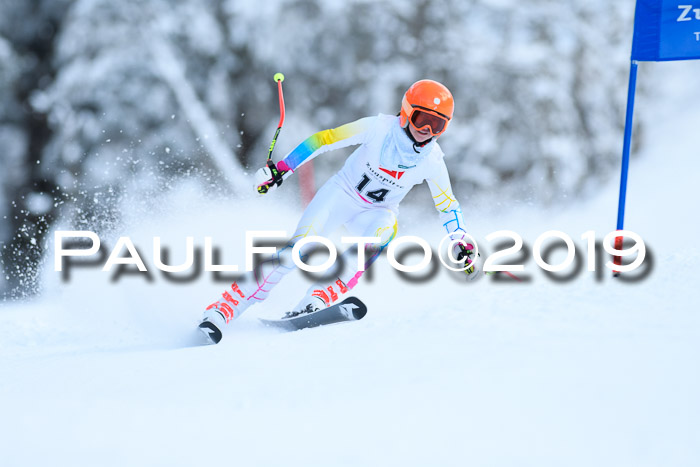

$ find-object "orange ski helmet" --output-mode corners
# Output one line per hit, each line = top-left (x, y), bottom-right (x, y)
(399, 79), (454, 137)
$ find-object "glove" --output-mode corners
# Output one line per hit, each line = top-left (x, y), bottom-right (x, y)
(255, 160), (290, 194)
(453, 242), (483, 281)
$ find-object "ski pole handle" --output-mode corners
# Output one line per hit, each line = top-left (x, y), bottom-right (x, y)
(256, 159), (286, 194)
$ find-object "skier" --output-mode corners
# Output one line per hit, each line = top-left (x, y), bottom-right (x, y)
(199, 79), (482, 343)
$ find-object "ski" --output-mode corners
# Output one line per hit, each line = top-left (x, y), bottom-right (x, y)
(259, 296), (367, 331)
(198, 318), (223, 344)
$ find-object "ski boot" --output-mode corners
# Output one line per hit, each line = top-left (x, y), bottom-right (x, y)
(284, 291), (329, 319)
(198, 282), (249, 344)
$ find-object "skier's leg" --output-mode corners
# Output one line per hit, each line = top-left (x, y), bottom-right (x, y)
(341, 207), (398, 289)
(202, 181), (356, 326)
(293, 208), (397, 310)
(239, 195), (346, 304)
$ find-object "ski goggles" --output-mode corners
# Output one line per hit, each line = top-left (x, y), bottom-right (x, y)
(408, 106), (450, 136)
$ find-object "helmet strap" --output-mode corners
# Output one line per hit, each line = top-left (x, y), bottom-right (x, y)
(404, 126), (433, 152)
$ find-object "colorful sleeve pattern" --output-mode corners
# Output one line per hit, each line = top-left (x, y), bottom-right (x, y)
(282, 117), (374, 171)
(426, 161), (467, 242)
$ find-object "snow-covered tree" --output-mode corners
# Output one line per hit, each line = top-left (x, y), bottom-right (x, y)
(0, 0), (72, 298)
(227, 0), (636, 202)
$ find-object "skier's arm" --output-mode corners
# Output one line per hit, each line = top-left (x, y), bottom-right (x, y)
(256, 117), (375, 194)
(281, 116), (375, 172)
(427, 161), (483, 280)
(426, 161), (467, 243)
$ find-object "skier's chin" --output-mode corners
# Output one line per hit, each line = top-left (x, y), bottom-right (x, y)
(410, 127), (432, 143)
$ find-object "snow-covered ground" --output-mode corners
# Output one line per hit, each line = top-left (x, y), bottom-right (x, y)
(2, 61), (699, 467)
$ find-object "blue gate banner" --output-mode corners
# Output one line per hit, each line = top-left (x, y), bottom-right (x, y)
(632, 1), (700, 61)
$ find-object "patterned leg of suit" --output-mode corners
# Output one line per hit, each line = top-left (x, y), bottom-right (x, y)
(299, 207), (398, 308)
(203, 180), (368, 324)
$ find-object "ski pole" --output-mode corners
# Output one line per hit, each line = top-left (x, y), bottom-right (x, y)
(257, 72), (287, 194)
(486, 271), (523, 282)
(501, 271), (522, 282)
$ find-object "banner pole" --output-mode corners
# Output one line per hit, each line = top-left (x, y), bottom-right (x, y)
(613, 60), (639, 276)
